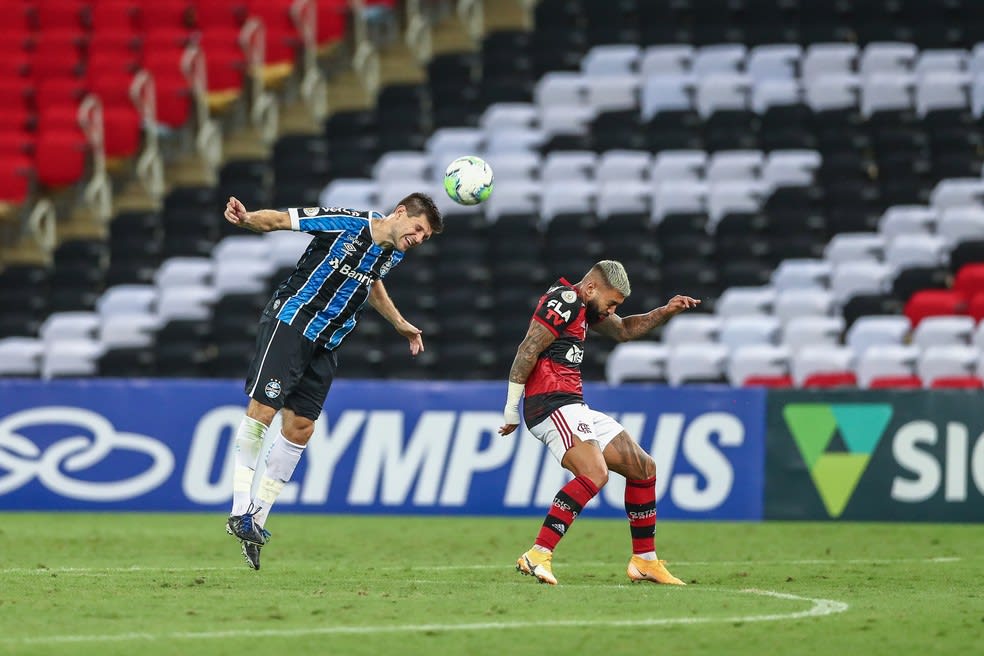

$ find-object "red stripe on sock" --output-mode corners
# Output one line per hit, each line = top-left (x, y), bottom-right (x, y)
(535, 475), (600, 551)
(625, 477), (656, 555)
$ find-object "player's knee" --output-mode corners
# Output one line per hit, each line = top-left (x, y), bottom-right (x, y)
(641, 454), (656, 480)
(281, 413), (315, 445)
(246, 400), (276, 426)
(583, 466), (609, 489)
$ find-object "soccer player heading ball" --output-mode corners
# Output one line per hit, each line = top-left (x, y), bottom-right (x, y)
(499, 261), (700, 585)
(222, 194), (443, 570)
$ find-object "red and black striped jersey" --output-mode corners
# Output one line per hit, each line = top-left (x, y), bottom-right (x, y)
(523, 278), (596, 426)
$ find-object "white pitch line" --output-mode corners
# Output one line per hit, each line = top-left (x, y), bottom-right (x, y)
(0, 556), (961, 576)
(4, 588), (848, 645)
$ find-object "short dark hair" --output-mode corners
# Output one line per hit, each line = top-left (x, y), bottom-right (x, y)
(398, 192), (444, 234)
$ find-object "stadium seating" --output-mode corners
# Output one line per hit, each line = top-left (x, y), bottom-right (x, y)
(7, 0), (984, 385)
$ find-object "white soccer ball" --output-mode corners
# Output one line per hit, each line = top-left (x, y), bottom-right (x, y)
(443, 156), (494, 206)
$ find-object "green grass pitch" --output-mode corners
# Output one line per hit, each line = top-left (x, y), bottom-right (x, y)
(0, 513), (980, 656)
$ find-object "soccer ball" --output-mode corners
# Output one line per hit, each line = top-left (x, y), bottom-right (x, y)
(443, 156), (494, 206)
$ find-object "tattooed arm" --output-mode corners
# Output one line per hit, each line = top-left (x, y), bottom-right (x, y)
(591, 294), (701, 342)
(498, 321), (557, 436)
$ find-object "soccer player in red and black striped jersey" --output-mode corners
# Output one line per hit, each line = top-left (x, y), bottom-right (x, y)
(498, 260), (700, 586)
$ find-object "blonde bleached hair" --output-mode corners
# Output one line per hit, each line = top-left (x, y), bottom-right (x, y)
(592, 260), (631, 297)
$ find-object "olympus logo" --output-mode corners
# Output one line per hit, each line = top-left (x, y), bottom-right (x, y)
(0, 407), (174, 500)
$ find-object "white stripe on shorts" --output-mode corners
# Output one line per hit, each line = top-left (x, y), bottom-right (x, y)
(248, 320), (281, 397)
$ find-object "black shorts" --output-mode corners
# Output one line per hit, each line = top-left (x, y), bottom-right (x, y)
(244, 315), (338, 420)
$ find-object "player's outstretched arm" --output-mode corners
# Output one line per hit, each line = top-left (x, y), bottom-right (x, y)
(498, 321), (557, 436)
(368, 280), (424, 356)
(592, 294), (701, 342)
(223, 196), (291, 233)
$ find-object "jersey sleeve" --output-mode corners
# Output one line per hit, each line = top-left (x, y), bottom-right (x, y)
(532, 287), (581, 337)
(287, 207), (366, 233)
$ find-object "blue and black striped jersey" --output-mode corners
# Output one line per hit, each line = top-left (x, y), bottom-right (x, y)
(266, 206), (404, 349)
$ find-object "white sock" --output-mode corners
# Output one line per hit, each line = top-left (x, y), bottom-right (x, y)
(231, 416), (268, 516)
(252, 433), (305, 527)
(532, 544), (552, 554)
(636, 551), (658, 561)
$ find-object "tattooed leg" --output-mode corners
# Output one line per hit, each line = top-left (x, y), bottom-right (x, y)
(603, 432), (655, 481)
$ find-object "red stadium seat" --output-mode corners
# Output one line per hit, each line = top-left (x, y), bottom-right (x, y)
(139, 1), (193, 31)
(143, 29), (194, 52)
(200, 33), (246, 94)
(317, 0), (347, 45)
(38, 105), (85, 132)
(90, 0), (139, 34)
(248, 0), (301, 65)
(903, 290), (968, 326)
(102, 106), (141, 158)
(0, 155), (34, 204)
(742, 374), (793, 388)
(87, 49), (141, 78)
(35, 129), (88, 187)
(193, 0), (246, 30)
(802, 372), (858, 389)
(968, 292), (984, 322)
(868, 375), (923, 389)
(31, 37), (86, 80)
(0, 54), (31, 78)
(0, 129), (35, 157)
(0, 107), (33, 132)
(36, 78), (88, 108)
(0, 4), (34, 51)
(929, 376), (984, 389)
(88, 75), (142, 159)
(953, 264), (984, 297)
(0, 78), (34, 113)
(153, 74), (193, 128)
(35, 0), (89, 31)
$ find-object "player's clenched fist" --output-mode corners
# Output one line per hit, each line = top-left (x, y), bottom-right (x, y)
(224, 196), (248, 226)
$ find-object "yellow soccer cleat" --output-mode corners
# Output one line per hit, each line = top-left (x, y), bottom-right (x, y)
(627, 556), (686, 585)
(516, 548), (558, 585)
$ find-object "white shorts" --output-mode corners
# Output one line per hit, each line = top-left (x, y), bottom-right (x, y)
(529, 403), (626, 463)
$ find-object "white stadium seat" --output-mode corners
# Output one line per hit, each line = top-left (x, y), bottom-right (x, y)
(39, 312), (99, 343)
(917, 345), (979, 386)
(715, 286), (777, 318)
(727, 344), (791, 386)
(154, 257), (214, 288)
(846, 315), (912, 355)
(824, 233), (886, 264)
(605, 342), (669, 384)
(774, 288), (834, 323)
(662, 314), (722, 346)
(857, 344), (920, 388)
(0, 337), (44, 376)
(771, 259), (832, 291)
(912, 316), (975, 348)
(96, 285), (158, 317)
(782, 316), (845, 351)
(830, 261), (894, 304)
(791, 345), (855, 386)
(878, 205), (938, 239)
(42, 339), (104, 379)
(667, 343), (730, 385)
(718, 316), (781, 349)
